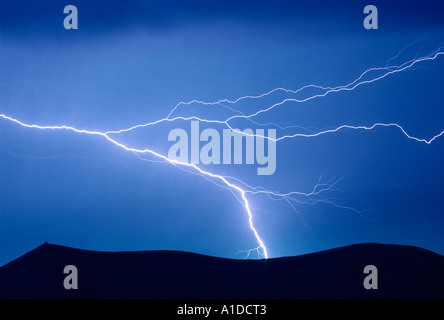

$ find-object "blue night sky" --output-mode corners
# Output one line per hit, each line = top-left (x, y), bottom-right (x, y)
(0, 0), (443, 265)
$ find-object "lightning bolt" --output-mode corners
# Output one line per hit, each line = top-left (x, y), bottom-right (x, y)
(0, 113), (269, 257)
(1, 45), (443, 259)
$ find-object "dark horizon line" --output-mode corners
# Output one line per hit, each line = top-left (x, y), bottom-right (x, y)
(2, 241), (442, 269)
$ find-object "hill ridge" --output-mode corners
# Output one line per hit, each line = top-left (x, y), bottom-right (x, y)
(1, 242), (443, 299)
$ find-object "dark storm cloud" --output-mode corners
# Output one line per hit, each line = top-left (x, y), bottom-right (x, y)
(0, 0), (442, 41)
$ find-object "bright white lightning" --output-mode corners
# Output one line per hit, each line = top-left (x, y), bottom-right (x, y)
(0, 113), (269, 259)
(1, 47), (443, 259)
(108, 47), (444, 137)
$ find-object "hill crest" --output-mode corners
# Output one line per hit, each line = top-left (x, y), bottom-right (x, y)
(1, 242), (443, 299)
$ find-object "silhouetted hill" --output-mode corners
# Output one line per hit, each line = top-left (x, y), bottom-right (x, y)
(1, 242), (443, 299)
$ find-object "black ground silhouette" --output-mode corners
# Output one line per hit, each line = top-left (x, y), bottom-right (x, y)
(1, 242), (443, 299)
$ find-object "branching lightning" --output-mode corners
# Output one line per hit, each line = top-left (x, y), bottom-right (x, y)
(1, 46), (443, 259)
